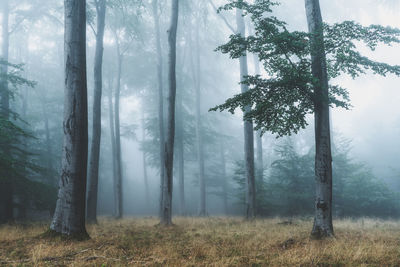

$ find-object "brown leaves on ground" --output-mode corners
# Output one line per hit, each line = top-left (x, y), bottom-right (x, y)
(1, 217), (400, 266)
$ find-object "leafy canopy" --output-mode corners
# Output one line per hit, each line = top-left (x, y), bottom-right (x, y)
(210, 0), (400, 137)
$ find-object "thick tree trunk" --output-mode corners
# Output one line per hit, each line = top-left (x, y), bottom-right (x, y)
(161, 0), (179, 226)
(305, 0), (334, 239)
(0, 0), (13, 224)
(152, 0), (166, 218)
(193, 21), (206, 217)
(236, 8), (256, 220)
(141, 110), (150, 204)
(107, 81), (118, 211)
(114, 48), (123, 219)
(87, 0), (106, 224)
(50, 0), (89, 238)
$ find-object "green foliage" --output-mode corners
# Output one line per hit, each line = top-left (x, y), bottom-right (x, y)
(232, 138), (400, 218)
(210, 0), (400, 137)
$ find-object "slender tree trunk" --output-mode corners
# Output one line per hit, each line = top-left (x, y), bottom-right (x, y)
(50, 0), (89, 238)
(87, 0), (106, 224)
(176, 78), (185, 215)
(193, 20), (206, 217)
(107, 80), (118, 212)
(161, 0), (179, 226)
(305, 0), (334, 239)
(0, 0), (13, 224)
(152, 0), (166, 218)
(236, 8), (256, 220)
(220, 144), (228, 215)
(141, 110), (150, 204)
(252, 56), (263, 182)
(114, 47), (123, 219)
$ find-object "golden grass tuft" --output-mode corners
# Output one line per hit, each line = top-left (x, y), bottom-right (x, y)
(1, 217), (400, 266)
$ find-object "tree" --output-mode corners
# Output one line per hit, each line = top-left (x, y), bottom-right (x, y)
(305, 0), (333, 239)
(49, 0), (89, 238)
(236, 8), (256, 219)
(212, 0), (400, 237)
(87, 0), (107, 224)
(151, 0), (166, 218)
(161, 0), (179, 226)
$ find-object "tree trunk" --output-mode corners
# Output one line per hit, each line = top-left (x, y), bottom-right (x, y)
(305, 0), (334, 239)
(87, 0), (106, 224)
(152, 0), (166, 218)
(176, 77), (185, 215)
(114, 47), (123, 219)
(50, 0), (89, 238)
(141, 110), (150, 204)
(161, 0), (179, 226)
(0, 0), (13, 224)
(194, 20), (206, 217)
(220, 144), (228, 215)
(107, 80), (118, 213)
(252, 55), (263, 182)
(236, 8), (256, 220)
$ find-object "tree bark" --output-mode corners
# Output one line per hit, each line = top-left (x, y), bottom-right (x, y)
(236, 8), (256, 220)
(305, 0), (334, 239)
(152, 0), (166, 218)
(0, 0), (13, 224)
(161, 0), (179, 226)
(50, 0), (89, 238)
(87, 0), (106, 224)
(114, 46), (123, 219)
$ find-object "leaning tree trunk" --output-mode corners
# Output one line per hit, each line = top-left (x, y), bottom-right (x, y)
(0, 0), (13, 224)
(114, 47), (123, 219)
(87, 0), (106, 224)
(50, 0), (89, 238)
(236, 8), (256, 220)
(152, 0), (166, 218)
(305, 0), (334, 239)
(194, 20), (206, 217)
(161, 0), (179, 226)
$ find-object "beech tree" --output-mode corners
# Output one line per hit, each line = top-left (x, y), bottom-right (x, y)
(87, 0), (107, 224)
(161, 0), (179, 226)
(212, 0), (400, 238)
(49, 0), (89, 238)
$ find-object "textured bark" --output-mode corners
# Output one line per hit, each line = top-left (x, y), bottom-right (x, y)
(194, 21), (206, 217)
(0, 0), (13, 224)
(87, 0), (106, 224)
(141, 110), (150, 204)
(114, 48), (123, 219)
(152, 0), (166, 218)
(161, 0), (179, 226)
(50, 0), (89, 238)
(87, 0), (106, 223)
(305, 0), (334, 239)
(236, 8), (256, 220)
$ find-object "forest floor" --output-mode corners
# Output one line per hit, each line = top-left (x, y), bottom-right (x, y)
(1, 217), (400, 266)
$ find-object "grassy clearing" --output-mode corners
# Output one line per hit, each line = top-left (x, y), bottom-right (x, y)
(1, 217), (400, 266)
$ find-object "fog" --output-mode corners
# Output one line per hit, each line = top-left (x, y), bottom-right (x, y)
(1, 0), (400, 223)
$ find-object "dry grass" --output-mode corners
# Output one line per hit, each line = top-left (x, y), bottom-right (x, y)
(1, 217), (400, 266)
